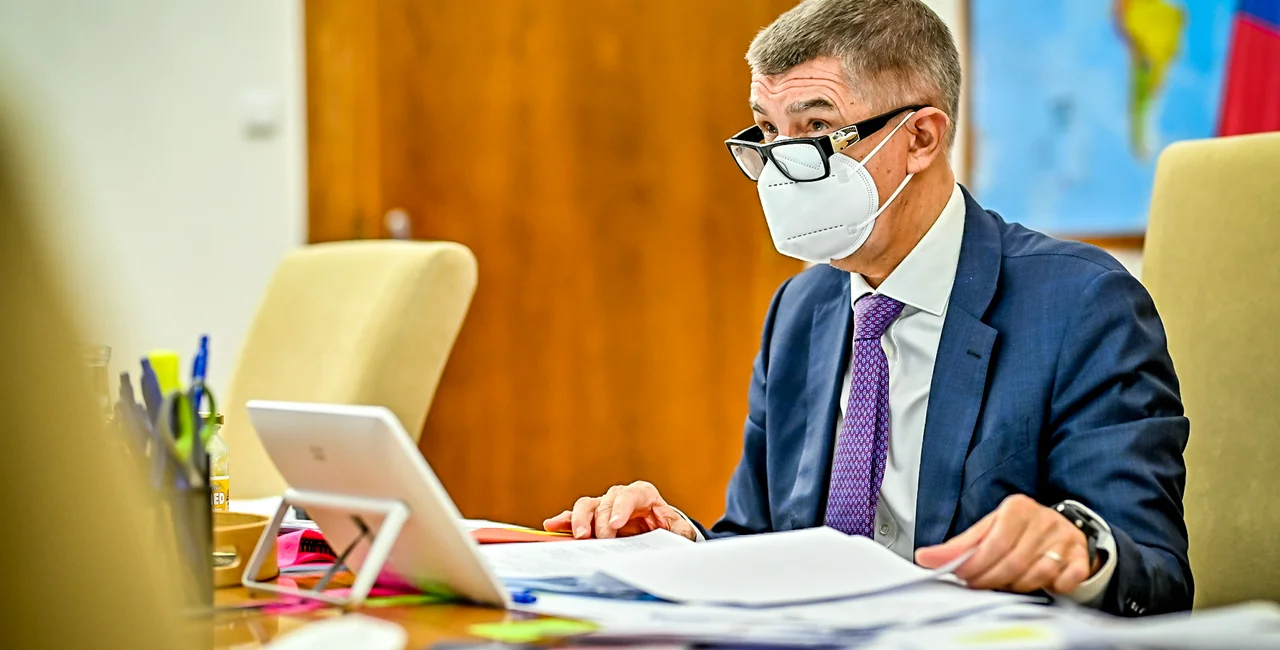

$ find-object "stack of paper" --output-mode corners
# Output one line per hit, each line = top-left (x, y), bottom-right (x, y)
(869, 601), (1280, 650)
(1069, 601), (1280, 649)
(499, 523), (1280, 648)
(479, 526), (1040, 645)
(479, 528), (693, 598)
(523, 581), (1041, 641)
(480, 528), (692, 579)
(592, 526), (948, 605)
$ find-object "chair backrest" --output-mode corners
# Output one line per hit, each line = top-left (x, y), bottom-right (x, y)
(220, 240), (478, 498)
(1143, 132), (1280, 608)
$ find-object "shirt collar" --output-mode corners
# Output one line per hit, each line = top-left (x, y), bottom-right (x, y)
(849, 183), (966, 317)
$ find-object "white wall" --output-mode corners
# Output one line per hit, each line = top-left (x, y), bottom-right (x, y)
(920, 0), (968, 184)
(0, 0), (306, 392)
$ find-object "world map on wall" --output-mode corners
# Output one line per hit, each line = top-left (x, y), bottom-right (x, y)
(970, 0), (1234, 236)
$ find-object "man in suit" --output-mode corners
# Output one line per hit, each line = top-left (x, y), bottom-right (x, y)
(544, 0), (1192, 616)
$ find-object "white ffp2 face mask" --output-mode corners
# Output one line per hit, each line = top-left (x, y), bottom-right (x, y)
(757, 112), (916, 264)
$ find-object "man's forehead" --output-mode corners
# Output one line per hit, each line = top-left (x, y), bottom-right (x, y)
(750, 79), (854, 116)
(751, 57), (846, 87)
(751, 74), (845, 96)
(749, 61), (855, 111)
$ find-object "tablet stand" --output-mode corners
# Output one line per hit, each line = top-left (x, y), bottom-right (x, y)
(242, 488), (409, 608)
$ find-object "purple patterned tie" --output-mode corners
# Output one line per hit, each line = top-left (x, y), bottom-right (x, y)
(825, 293), (905, 537)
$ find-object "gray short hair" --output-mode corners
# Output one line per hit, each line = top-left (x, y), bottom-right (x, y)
(747, 0), (962, 147)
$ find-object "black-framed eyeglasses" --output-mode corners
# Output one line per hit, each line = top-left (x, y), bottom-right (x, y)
(725, 105), (927, 182)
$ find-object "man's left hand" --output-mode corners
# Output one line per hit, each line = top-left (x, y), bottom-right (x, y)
(915, 494), (1095, 594)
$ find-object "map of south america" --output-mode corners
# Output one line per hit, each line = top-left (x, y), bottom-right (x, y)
(1115, 0), (1187, 159)
(972, 0), (1229, 235)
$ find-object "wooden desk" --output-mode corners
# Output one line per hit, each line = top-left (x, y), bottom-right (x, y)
(213, 586), (512, 648)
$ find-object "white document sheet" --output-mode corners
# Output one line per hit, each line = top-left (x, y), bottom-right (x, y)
(1070, 601), (1280, 650)
(870, 601), (1280, 650)
(770, 581), (1042, 629)
(519, 594), (840, 645)
(519, 593), (767, 626)
(592, 526), (945, 606)
(523, 581), (1038, 630)
(480, 528), (694, 579)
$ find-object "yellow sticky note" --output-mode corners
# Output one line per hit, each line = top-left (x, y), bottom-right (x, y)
(468, 619), (596, 643)
(957, 623), (1054, 645)
(147, 350), (182, 394)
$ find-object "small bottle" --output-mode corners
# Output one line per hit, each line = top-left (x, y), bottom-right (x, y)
(205, 413), (230, 511)
(82, 344), (113, 422)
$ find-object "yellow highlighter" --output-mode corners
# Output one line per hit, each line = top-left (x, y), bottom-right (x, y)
(146, 350), (182, 395)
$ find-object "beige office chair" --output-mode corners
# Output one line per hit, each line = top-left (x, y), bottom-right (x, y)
(220, 240), (478, 498)
(1144, 132), (1280, 608)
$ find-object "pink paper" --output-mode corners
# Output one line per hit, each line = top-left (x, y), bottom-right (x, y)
(257, 571), (430, 615)
(276, 529), (336, 569)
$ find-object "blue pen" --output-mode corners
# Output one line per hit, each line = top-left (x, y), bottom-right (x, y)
(189, 335), (211, 482)
(190, 335), (209, 422)
(510, 589), (538, 605)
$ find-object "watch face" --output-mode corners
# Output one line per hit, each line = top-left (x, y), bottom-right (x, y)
(1055, 502), (1102, 565)
(1060, 504), (1099, 534)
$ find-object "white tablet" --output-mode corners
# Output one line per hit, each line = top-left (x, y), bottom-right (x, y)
(246, 400), (509, 608)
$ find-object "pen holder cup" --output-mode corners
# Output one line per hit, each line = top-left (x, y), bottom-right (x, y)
(213, 512), (278, 588)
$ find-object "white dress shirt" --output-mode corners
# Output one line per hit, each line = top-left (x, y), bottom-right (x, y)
(838, 184), (1114, 605)
(841, 184), (965, 561)
(691, 184), (1115, 606)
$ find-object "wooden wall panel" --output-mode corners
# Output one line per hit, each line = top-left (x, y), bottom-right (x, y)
(308, 0), (802, 527)
(305, 0), (383, 242)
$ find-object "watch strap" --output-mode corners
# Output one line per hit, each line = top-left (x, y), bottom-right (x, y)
(1054, 500), (1103, 567)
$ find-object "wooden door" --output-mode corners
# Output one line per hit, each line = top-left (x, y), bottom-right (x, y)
(307, 0), (802, 526)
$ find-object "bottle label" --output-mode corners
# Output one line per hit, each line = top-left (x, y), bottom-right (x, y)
(211, 477), (230, 511)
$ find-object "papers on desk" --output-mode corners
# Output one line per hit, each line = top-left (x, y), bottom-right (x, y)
(480, 525), (1038, 645)
(483, 526), (1279, 647)
(521, 581), (1039, 638)
(224, 502), (1280, 648)
(480, 528), (692, 579)
(871, 601), (1280, 650)
(1067, 601), (1280, 649)
(593, 526), (945, 605)
(483, 526), (951, 604)
(766, 580), (1041, 629)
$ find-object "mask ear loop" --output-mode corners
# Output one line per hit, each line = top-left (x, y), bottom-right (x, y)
(860, 111), (918, 219)
(872, 170), (915, 219)
(858, 111), (916, 166)
(821, 112), (920, 262)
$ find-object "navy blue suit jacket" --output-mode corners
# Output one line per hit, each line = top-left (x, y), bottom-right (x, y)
(708, 187), (1192, 616)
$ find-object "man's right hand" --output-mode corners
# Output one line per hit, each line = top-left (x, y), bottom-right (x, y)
(542, 481), (697, 541)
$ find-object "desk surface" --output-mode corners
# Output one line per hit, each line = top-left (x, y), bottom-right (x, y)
(213, 586), (511, 648)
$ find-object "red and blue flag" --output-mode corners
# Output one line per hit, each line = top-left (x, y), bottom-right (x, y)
(1217, 0), (1280, 135)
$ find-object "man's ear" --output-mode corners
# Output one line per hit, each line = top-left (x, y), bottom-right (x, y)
(905, 108), (950, 174)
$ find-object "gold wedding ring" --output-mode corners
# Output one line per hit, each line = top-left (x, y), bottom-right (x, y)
(1043, 550), (1066, 565)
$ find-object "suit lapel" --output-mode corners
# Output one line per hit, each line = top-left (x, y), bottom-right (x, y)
(915, 187), (1002, 549)
(790, 272), (852, 530)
